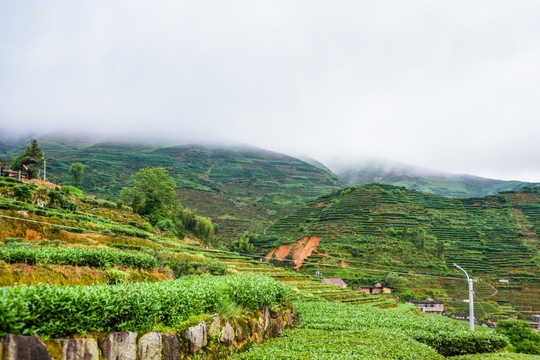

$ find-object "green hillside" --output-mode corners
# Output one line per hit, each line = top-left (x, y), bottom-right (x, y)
(261, 184), (540, 317)
(337, 163), (539, 198)
(0, 140), (346, 241)
(2, 178), (537, 358)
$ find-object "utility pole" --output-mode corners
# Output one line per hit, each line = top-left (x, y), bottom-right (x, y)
(454, 263), (475, 331)
(43, 159), (47, 182)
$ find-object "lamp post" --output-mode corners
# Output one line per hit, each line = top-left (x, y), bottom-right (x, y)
(453, 263), (475, 331)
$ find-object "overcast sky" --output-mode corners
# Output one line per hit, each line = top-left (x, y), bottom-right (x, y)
(1, 1), (540, 181)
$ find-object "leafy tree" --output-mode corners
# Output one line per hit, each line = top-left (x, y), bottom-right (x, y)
(119, 167), (215, 240)
(383, 272), (408, 288)
(496, 319), (540, 354)
(69, 162), (85, 185)
(231, 231), (257, 253)
(10, 140), (44, 179)
(119, 167), (177, 222)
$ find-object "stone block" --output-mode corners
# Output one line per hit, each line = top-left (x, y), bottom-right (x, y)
(185, 322), (207, 353)
(137, 332), (162, 360)
(58, 339), (100, 360)
(161, 335), (181, 360)
(1, 335), (51, 360)
(219, 322), (234, 346)
(262, 306), (269, 331)
(98, 332), (137, 360)
(208, 315), (221, 337)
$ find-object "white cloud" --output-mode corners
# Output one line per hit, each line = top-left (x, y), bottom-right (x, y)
(1, 0), (540, 181)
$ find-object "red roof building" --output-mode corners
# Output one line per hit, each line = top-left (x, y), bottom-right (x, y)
(322, 278), (347, 287)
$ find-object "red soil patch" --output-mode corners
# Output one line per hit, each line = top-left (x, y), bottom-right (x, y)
(25, 179), (60, 189)
(317, 202), (325, 207)
(340, 260), (349, 268)
(266, 236), (321, 270)
(184, 236), (209, 248)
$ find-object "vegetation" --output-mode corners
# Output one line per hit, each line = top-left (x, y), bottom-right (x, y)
(235, 300), (509, 359)
(69, 162), (85, 185)
(0, 274), (292, 338)
(0, 246), (158, 269)
(231, 231), (257, 253)
(0, 141), (345, 241)
(9, 139), (43, 179)
(262, 183), (540, 317)
(338, 163), (539, 198)
(496, 320), (540, 355)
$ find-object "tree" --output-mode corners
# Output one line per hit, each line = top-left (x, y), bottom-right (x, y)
(119, 168), (177, 223)
(383, 272), (408, 288)
(69, 162), (85, 185)
(11, 140), (44, 179)
(231, 231), (257, 254)
(496, 319), (540, 354)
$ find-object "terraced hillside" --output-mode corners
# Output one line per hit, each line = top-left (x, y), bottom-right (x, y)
(261, 184), (540, 317)
(0, 140), (346, 240)
(2, 178), (540, 358)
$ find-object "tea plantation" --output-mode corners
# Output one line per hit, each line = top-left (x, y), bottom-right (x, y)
(262, 183), (540, 317)
(0, 174), (539, 357)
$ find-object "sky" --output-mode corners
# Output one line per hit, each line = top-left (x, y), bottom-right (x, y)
(1, 1), (540, 181)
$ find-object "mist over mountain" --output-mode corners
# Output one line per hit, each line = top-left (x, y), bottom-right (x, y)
(334, 160), (540, 198)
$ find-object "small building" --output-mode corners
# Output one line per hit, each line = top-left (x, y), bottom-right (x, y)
(352, 283), (393, 295)
(322, 278), (347, 288)
(532, 315), (540, 330)
(498, 278), (510, 283)
(0, 167), (26, 180)
(406, 297), (444, 315)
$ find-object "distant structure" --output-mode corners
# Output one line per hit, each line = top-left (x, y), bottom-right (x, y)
(533, 315), (540, 330)
(353, 283), (392, 295)
(406, 297), (444, 315)
(0, 167), (26, 180)
(322, 278), (347, 288)
(498, 278), (510, 283)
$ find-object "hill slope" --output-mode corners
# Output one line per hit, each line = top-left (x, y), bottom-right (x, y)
(263, 183), (540, 276)
(1, 140), (346, 241)
(336, 162), (539, 198)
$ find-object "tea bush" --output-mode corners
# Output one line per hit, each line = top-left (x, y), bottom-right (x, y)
(0, 274), (292, 338)
(0, 246), (158, 269)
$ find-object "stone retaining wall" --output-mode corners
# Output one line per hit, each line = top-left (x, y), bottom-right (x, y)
(0, 305), (297, 360)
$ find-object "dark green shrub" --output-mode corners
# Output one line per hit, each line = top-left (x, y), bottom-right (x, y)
(496, 319), (540, 354)
(13, 185), (33, 201)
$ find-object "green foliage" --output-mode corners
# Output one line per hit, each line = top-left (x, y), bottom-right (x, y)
(15, 142), (344, 240)
(106, 269), (130, 284)
(234, 328), (445, 360)
(69, 162), (85, 185)
(13, 184), (34, 201)
(0, 275), (292, 337)
(120, 167), (177, 220)
(236, 300), (508, 359)
(496, 320), (540, 354)
(140, 222), (152, 232)
(167, 257), (229, 277)
(0, 246), (158, 269)
(10, 139), (44, 179)
(384, 272), (409, 288)
(231, 231), (257, 253)
(61, 185), (83, 197)
(155, 218), (179, 236)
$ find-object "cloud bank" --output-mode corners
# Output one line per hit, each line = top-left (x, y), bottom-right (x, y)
(1, 1), (540, 181)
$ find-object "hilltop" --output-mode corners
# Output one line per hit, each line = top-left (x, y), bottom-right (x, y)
(0, 140), (346, 241)
(335, 161), (540, 198)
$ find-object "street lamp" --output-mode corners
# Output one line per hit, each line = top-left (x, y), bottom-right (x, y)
(453, 263), (475, 331)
